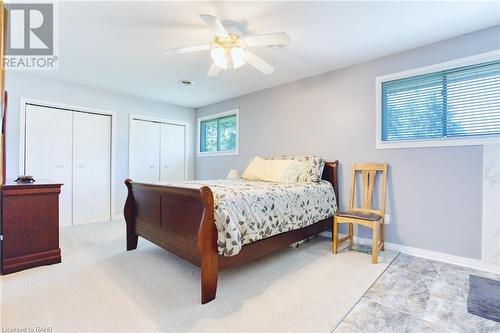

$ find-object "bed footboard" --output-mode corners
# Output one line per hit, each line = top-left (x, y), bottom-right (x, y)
(124, 179), (218, 304)
(123, 161), (339, 305)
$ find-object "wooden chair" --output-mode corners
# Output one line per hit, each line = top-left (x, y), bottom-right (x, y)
(332, 163), (388, 264)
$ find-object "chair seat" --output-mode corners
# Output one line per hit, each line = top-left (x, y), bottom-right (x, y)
(336, 211), (382, 221)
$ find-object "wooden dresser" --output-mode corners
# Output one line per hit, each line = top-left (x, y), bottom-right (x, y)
(1, 180), (62, 274)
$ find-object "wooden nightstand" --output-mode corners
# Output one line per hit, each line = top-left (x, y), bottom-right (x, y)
(1, 180), (63, 274)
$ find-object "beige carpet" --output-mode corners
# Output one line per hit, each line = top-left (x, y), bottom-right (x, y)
(1, 220), (397, 333)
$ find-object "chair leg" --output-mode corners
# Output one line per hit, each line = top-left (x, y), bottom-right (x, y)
(371, 222), (379, 264)
(380, 221), (385, 251)
(332, 216), (338, 254)
(348, 223), (354, 248)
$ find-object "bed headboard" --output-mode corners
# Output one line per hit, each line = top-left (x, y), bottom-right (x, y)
(322, 161), (339, 204)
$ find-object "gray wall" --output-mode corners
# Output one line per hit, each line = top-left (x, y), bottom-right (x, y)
(5, 72), (196, 216)
(196, 26), (500, 260)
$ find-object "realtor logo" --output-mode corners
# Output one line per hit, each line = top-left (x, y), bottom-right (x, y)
(4, 2), (58, 70)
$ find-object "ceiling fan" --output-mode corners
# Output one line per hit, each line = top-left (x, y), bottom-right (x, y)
(164, 14), (290, 77)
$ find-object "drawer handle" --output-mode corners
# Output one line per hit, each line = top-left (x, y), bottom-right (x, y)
(77, 164), (85, 169)
(55, 164), (64, 168)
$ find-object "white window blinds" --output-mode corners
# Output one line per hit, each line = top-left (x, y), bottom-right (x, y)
(381, 60), (500, 142)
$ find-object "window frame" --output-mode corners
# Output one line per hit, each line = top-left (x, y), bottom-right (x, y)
(197, 108), (239, 157)
(376, 50), (500, 149)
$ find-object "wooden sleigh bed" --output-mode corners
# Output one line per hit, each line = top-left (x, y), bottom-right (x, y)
(124, 161), (339, 304)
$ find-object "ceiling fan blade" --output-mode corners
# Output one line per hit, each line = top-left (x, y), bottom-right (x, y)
(164, 44), (211, 55)
(244, 52), (274, 75)
(207, 63), (222, 77)
(199, 14), (229, 38)
(244, 32), (290, 47)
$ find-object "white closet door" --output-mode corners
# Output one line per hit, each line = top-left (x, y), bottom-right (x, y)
(25, 105), (73, 226)
(130, 119), (160, 182)
(72, 112), (111, 225)
(160, 123), (185, 181)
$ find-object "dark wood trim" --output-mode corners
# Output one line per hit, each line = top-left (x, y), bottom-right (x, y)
(322, 161), (339, 207)
(219, 218), (330, 269)
(2, 248), (61, 274)
(124, 179), (138, 251)
(2, 187), (61, 196)
(1, 3), (6, 185)
(2, 91), (7, 184)
(124, 161), (339, 304)
(198, 186), (218, 304)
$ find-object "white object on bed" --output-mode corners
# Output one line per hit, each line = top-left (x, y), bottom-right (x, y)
(227, 169), (240, 179)
(242, 156), (306, 182)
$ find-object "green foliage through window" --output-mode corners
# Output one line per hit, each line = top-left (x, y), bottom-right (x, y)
(200, 113), (237, 153)
(382, 60), (500, 142)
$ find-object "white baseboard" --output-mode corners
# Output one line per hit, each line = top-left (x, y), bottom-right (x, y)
(335, 233), (500, 274)
(112, 214), (124, 220)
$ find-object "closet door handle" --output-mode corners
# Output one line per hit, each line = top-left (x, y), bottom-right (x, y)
(150, 165), (155, 169)
(163, 165), (168, 169)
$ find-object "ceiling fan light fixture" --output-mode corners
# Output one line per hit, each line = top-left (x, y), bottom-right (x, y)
(210, 46), (227, 69)
(231, 47), (246, 69)
(210, 35), (248, 70)
(164, 15), (284, 77)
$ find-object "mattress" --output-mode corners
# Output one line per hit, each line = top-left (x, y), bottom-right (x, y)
(163, 179), (337, 256)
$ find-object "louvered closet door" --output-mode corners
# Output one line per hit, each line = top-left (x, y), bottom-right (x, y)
(25, 105), (73, 226)
(160, 123), (185, 181)
(72, 112), (111, 225)
(130, 119), (161, 182)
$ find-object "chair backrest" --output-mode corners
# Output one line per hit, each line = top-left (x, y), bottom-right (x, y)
(348, 163), (388, 216)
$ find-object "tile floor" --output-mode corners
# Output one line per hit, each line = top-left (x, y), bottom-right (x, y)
(334, 253), (500, 333)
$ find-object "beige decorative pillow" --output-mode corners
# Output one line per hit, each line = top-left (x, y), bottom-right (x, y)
(242, 156), (306, 182)
(281, 160), (308, 182)
(266, 155), (326, 182)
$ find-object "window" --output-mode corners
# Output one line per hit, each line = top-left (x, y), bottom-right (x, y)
(198, 109), (238, 155)
(376, 52), (500, 148)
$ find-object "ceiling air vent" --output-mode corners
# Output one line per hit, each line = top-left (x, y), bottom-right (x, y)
(268, 43), (287, 49)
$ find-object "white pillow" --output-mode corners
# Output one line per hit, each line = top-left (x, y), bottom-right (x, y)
(242, 156), (306, 182)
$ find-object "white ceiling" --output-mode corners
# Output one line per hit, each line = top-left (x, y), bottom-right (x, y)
(36, 1), (500, 108)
